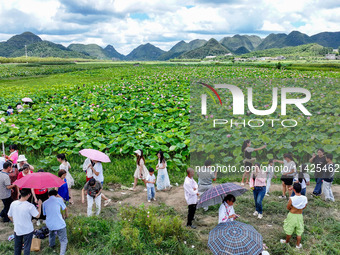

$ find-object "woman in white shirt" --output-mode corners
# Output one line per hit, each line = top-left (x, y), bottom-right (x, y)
(218, 194), (237, 223)
(274, 154), (297, 198)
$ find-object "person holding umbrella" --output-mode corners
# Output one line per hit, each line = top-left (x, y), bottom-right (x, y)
(17, 155), (34, 172)
(184, 168), (199, 229)
(250, 163), (267, 219)
(79, 149), (112, 206)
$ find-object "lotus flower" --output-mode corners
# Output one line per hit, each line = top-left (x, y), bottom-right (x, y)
(37, 118), (41, 121)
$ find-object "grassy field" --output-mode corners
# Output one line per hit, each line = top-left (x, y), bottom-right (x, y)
(0, 62), (339, 254)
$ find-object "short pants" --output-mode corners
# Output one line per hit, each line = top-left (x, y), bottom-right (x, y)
(283, 212), (304, 236)
(281, 176), (293, 186)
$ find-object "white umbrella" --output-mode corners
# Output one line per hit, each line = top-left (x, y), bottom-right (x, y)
(22, 97), (33, 103)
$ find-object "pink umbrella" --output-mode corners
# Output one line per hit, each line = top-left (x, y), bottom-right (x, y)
(13, 172), (65, 189)
(22, 97), (33, 103)
(79, 149), (111, 163)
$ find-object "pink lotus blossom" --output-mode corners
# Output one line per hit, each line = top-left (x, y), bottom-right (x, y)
(151, 103), (155, 105)
(11, 124), (15, 127)
(307, 117), (310, 120)
(103, 109), (106, 112)
(49, 108), (53, 111)
(90, 109), (94, 112)
(75, 102), (78, 105)
(227, 134), (231, 138)
(63, 109), (66, 111)
(63, 96), (67, 99)
(97, 105), (99, 108)
(37, 118), (41, 121)
(46, 102), (49, 104)
(0, 117), (5, 122)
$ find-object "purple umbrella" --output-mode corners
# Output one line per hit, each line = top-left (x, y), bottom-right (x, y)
(197, 183), (247, 209)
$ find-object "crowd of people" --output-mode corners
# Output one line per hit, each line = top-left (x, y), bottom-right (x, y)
(0, 141), (337, 254)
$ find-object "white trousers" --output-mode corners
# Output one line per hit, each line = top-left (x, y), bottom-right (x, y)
(87, 194), (101, 216)
(322, 181), (335, 202)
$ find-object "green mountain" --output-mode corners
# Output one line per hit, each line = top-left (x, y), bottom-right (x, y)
(256, 31), (340, 51)
(255, 33), (288, 50)
(0, 32), (42, 57)
(125, 43), (165, 61)
(244, 35), (263, 48)
(180, 38), (230, 59)
(234, 46), (250, 55)
(11, 41), (92, 58)
(158, 39), (206, 60)
(220, 35), (255, 52)
(104, 45), (125, 60)
(311, 32), (340, 48)
(241, 43), (333, 58)
(68, 44), (109, 59)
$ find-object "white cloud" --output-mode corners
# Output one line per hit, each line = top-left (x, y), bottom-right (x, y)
(0, 0), (339, 54)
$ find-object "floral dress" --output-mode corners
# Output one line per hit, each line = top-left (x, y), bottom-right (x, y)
(156, 159), (171, 190)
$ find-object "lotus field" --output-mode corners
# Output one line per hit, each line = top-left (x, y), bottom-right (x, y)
(0, 64), (339, 179)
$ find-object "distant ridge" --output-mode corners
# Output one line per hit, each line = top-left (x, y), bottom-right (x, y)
(0, 30), (339, 60)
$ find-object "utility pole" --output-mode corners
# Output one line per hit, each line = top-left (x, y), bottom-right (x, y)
(25, 45), (28, 59)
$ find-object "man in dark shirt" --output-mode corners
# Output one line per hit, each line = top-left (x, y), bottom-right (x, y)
(0, 162), (15, 222)
(309, 149), (326, 196)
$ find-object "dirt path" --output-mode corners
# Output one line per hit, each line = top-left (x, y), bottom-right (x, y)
(1, 183), (340, 251)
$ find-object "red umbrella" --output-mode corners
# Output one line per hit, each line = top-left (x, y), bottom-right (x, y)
(13, 172), (65, 189)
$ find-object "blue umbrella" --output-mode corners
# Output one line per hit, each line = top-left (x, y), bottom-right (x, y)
(197, 183), (247, 209)
(208, 221), (263, 255)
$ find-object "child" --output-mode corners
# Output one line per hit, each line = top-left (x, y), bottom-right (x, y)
(57, 170), (69, 203)
(265, 159), (276, 196)
(280, 183), (308, 249)
(146, 168), (156, 202)
(82, 178), (102, 216)
(323, 154), (335, 202)
(218, 194), (238, 223)
(292, 164), (310, 196)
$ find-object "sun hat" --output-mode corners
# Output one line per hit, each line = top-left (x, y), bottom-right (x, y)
(134, 149), (142, 156)
(17, 155), (28, 162)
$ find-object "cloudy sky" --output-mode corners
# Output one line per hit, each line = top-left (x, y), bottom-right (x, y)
(0, 0), (339, 54)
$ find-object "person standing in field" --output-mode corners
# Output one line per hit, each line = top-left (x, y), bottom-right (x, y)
(280, 183), (308, 249)
(146, 168), (156, 202)
(184, 168), (199, 229)
(265, 159), (276, 196)
(57, 170), (69, 203)
(197, 160), (217, 211)
(17, 155), (34, 172)
(16, 164), (34, 204)
(274, 154), (297, 198)
(33, 169), (49, 226)
(131, 149), (148, 191)
(57, 154), (74, 204)
(3, 144), (19, 165)
(87, 160), (111, 206)
(291, 165), (310, 196)
(82, 178), (102, 216)
(250, 163), (267, 219)
(0, 162), (16, 222)
(309, 148), (327, 197)
(43, 190), (68, 255)
(83, 158), (93, 183)
(241, 140), (266, 186)
(7, 160), (19, 201)
(8, 188), (42, 255)
(323, 154), (335, 202)
(156, 150), (171, 191)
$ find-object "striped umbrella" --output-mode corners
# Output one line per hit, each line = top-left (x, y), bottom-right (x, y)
(197, 183), (247, 209)
(208, 221), (263, 255)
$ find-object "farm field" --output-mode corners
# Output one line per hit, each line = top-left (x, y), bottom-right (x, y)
(0, 62), (339, 254)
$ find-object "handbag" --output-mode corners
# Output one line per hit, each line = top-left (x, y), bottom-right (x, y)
(30, 238), (41, 252)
